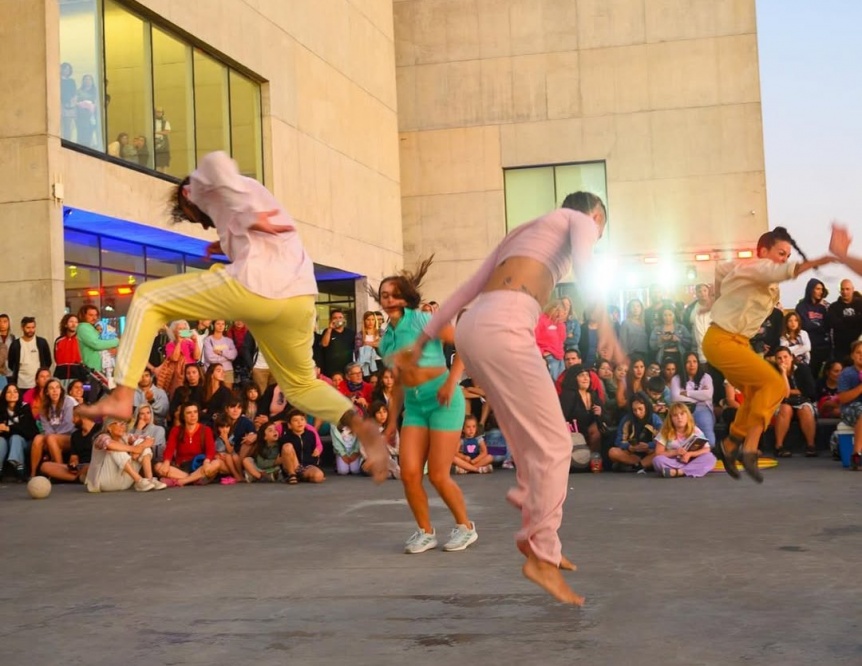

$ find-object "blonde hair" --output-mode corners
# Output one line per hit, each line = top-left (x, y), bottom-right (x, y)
(659, 402), (695, 441)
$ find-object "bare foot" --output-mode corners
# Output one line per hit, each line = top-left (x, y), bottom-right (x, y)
(559, 555), (577, 572)
(522, 556), (585, 606)
(354, 419), (389, 484)
(517, 539), (577, 571)
(74, 386), (134, 421)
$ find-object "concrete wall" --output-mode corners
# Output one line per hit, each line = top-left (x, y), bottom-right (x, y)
(0, 0), (66, 336)
(395, 0), (768, 300)
(1, 0), (404, 333)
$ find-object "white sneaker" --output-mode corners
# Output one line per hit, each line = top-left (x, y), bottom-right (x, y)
(404, 529), (438, 554)
(134, 478), (154, 492)
(442, 523), (478, 552)
(149, 478), (167, 490)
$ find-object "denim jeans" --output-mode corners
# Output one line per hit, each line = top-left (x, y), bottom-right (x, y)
(0, 433), (28, 468)
(693, 404), (717, 446)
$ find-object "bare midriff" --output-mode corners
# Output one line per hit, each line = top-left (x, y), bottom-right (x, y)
(392, 348), (446, 387)
(481, 256), (555, 307)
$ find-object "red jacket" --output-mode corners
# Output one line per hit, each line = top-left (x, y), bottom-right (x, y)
(163, 424), (215, 465)
(337, 380), (374, 405)
(54, 335), (83, 365)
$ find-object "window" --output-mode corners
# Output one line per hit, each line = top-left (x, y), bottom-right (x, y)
(230, 71), (263, 179)
(504, 162), (608, 251)
(194, 51), (230, 163)
(58, 0), (263, 181)
(152, 28), (194, 177)
(58, 0), (105, 151)
(104, 0), (154, 169)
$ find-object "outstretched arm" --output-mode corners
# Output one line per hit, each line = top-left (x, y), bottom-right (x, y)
(830, 223), (862, 275)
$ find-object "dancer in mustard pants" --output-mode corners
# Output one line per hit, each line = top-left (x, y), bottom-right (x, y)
(702, 227), (833, 482)
(77, 151), (388, 480)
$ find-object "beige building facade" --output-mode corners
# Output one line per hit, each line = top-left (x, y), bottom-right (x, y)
(0, 0), (765, 339)
(395, 0), (767, 302)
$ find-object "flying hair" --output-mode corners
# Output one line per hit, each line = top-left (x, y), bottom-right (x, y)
(168, 177), (216, 230)
(369, 255), (435, 310)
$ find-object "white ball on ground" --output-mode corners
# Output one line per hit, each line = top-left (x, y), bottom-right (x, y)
(27, 476), (52, 500)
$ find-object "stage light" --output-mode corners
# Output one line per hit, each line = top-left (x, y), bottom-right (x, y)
(737, 250), (753, 259)
(643, 256), (658, 264)
(117, 287), (133, 295)
(86, 289), (100, 296)
(695, 253), (711, 261)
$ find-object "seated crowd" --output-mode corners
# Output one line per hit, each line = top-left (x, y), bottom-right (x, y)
(2, 277), (862, 491)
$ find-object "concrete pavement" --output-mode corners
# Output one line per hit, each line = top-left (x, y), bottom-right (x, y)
(1, 457), (860, 665)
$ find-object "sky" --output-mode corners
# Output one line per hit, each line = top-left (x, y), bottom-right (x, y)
(756, 0), (862, 305)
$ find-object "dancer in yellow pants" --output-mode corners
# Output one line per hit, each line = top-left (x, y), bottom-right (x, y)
(78, 151), (388, 481)
(703, 226), (833, 482)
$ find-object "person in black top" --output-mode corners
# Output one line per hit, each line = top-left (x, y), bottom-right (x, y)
(828, 279), (862, 362)
(319, 309), (355, 379)
(40, 414), (97, 483)
(278, 409), (324, 484)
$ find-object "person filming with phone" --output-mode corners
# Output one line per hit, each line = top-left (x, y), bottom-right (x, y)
(320, 309), (355, 379)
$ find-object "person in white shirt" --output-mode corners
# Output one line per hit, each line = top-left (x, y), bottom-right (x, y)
(77, 151), (388, 481)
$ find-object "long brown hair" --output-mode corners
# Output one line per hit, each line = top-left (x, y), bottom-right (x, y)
(370, 256), (434, 310)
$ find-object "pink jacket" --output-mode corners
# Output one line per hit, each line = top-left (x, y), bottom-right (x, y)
(535, 314), (566, 359)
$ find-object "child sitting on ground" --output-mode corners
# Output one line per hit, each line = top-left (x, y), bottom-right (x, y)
(366, 400), (400, 479)
(242, 422), (284, 482)
(331, 419), (362, 475)
(652, 402), (717, 478)
(453, 415), (494, 474)
(278, 409), (325, 484)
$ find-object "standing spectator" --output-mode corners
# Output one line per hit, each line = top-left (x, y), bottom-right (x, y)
(133, 368), (170, 427)
(0, 313), (14, 390)
(560, 296), (581, 352)
(779, 311), (812, 365)
(619, 298), (648, 359)
(227, 319), (255, 385)
(8, 317), (52, 390)
(795, 278), (832, 377)
(165, 320), (201, 365)
(683, 284), (713, 363)
(75, 74), (99, 149)
(535, 300), (567, 381)
(60, 62), (77, 140)
(354, 311), (380, 380)
(133, 135), (150, 168)
(649, 308), (691, 368)
(53, 314), (87, 386)
(76, 305), (118, 373)
(320, 309), (355, 379)
(828, 279), (862, 362)
(203, 319), (237, 387)
(578, 303), (603, 368)
(192, 319), (211, 358)
(838, 340), (862, 470)
(154, 106), (172, 173)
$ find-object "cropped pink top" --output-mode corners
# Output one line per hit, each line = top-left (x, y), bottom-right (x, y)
(423, 208), (599, 339)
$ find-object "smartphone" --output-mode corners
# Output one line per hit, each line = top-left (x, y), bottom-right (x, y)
(179, 329), (193, 338)
(82, 383), (91, 392)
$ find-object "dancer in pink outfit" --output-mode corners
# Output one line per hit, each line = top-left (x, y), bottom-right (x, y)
(412, 192), (623, 605)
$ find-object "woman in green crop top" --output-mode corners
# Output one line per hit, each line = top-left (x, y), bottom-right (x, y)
(377, 259), (477, 555)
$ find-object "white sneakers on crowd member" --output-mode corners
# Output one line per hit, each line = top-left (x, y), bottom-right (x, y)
(149, 478), (167, 490)
(404, 529), (438, 554)
(134, 478), (154, 492)
(442, 523), (478, 552)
